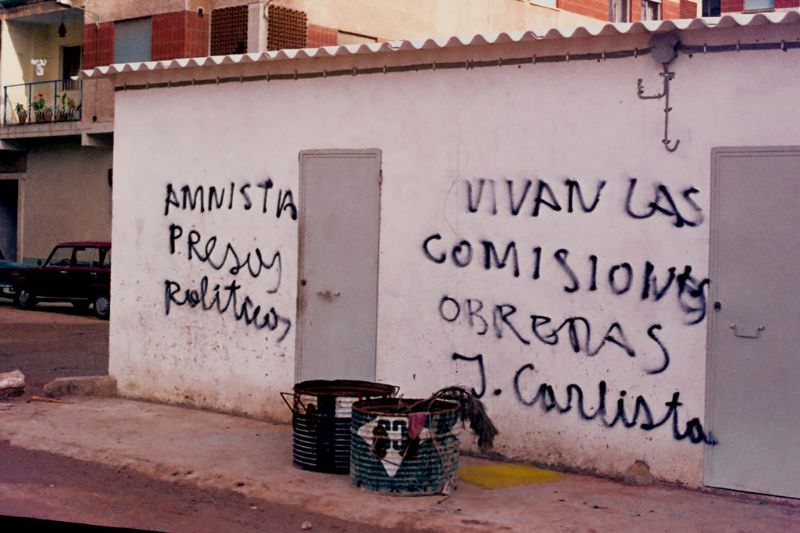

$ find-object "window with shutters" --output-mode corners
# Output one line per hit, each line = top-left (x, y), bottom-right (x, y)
(641, 0), (661, 20)
(610, 0), (630, 22)
(744, 0), (774, 9)
(210, 6), (248, 56)
(267, 5), (307, 51)
(702, 0), (721, 16)
(114, 18), (152, 63)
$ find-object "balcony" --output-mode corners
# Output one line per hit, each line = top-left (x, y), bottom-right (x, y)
(0, 1), (42, 6)
(3, 79), (82, 127)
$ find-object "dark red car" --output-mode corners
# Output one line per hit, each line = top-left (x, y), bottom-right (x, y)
(13, 241), (111, 319)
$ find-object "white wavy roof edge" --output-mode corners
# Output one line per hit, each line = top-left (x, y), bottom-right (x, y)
(83, 11), (800, 78)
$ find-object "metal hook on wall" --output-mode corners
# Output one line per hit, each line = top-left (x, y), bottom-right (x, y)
(636, 64), (671, 99)
(636, 33), (681, 153)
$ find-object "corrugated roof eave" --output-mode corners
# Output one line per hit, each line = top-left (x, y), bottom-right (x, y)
(82, 12), (800, 79)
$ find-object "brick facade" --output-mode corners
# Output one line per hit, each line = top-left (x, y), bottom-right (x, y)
(557, 0), (697, 22)
(307, 24), (338, 48)
(184, 10), (210, 58)
(82, 22), (115, 69)
(680, 0), (699, 17)
(631, 1), (642, 20)
(152, 11), (209, 61)
(152, 12), (185, 61)
(558, 0), (609, 20)
(83, 10), (209, 67)
(721, 0), (745, 11)
(663, 0), (683, 18)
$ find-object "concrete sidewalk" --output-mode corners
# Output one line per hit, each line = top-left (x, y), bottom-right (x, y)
(1, 397), (798, 532)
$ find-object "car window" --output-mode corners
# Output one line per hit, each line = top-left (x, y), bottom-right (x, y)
(73, 247), (95, 267)
(47, 247), (73, 266)
(99, 248), (111, 268)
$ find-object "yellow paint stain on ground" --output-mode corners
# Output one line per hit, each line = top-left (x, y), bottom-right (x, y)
(459, 462), (563, 489)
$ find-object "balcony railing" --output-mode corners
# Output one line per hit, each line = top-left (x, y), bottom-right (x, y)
(0, 0), (51, 7)
(3, 79), (83, 127)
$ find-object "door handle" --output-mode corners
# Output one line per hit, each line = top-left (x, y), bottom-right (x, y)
(730, 324), (765, 339)
(316, 290), (341, 301)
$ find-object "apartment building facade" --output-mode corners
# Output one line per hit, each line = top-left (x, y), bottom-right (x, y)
(0, 0), (603, 264)
(561, 0), (699, 22)
(3, 0), (767, 263)
(560, 0), (799, 21)
(703, 0), (799, 16)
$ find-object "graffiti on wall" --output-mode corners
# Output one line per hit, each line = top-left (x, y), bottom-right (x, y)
(162, 180), (295, 342)
(423, 176), (716, 445)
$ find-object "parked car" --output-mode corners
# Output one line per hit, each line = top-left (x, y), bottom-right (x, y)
(12, 241), (111, 319)
(0, 248), (27, 300)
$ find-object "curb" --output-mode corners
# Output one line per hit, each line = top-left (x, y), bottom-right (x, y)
(43, 376), (117, 398)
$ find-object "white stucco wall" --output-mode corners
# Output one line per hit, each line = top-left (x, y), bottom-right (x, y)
(109, 22), (800, 485)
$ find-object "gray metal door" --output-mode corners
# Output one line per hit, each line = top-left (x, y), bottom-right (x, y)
(706, 146), (800, 498)
(296, 150), (381, 382)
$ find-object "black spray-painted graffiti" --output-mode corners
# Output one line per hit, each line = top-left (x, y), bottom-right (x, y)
(427, 175), (715, 446)
(625, 178), (703, 228)
(466, 178), (606, 217)
(423, 236), (709, 325)
(168, 224), (282, 294)
(441, 296), (670, 375)
(164, 276), (291, 341)
(513, 363), (716, 445)
(451, 353), (715, 445)
(464, 176), (703, 228)
(162, 180), (295, 342)
(164, 179), (297, 219)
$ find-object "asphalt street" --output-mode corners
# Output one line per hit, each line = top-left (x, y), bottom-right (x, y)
(0, 303), (417, 532)
(0, 301), (108, 397)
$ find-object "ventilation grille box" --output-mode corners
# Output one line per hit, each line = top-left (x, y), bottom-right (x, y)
(210, 5), (248, 56)
(268, 5), (307, 51)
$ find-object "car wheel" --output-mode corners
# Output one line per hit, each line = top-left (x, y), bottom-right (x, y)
(93, 294), (110, 320)
(15, 288), (36, 309)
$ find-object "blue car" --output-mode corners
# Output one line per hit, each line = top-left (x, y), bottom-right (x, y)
(0, 248), (26, 300)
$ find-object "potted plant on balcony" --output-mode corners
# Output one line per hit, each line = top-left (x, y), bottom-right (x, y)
(56, 93), (76, 121)
(40, 104), (53, 123)
(55, 93), (65, 122)
(15, 103), (27, 124)
(32, 94), (52, 123)
(32, 94), (45, 122)
(64, 95), (77, 121)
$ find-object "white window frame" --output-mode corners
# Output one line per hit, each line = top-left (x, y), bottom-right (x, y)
(610, 0), (630, 22)
(641, 0), (662, 21)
